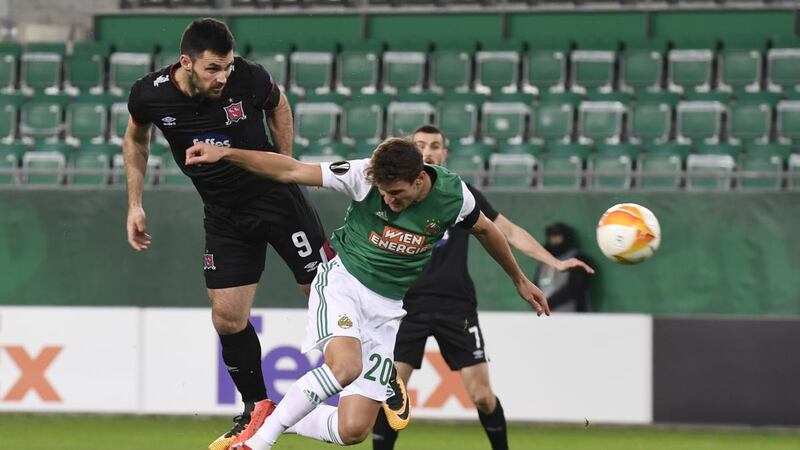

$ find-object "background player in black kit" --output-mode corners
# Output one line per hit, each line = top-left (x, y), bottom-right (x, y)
(123, 18), (333, 450)
(372, 125), (594, 450)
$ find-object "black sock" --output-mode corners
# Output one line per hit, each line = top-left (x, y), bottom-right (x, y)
(219, 321), (268, 403)
(478, 397), (508, 450)
(372, 408), (399, 450)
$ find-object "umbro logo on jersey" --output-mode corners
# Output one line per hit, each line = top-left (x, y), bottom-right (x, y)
(375, 210), (388, 221)
(161, 116), (177, 126)
(223, 100), (247, 125)
(329, 161), (350, 175)
(304, 261), (319, 272)
(153, 74), (169, 87)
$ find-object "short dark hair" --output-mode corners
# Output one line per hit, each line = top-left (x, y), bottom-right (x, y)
(180, 18), (235, 60)
(367, 138), (424, 185)
(413, 124), (448, 147)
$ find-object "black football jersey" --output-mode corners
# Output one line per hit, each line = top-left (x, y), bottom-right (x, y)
(127, 57), (284, 207)
(403, 183), (499, 314)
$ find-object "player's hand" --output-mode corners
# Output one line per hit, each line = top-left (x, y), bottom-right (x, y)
(127, 206), (151, 251)
(185, 142), (225, 166)
(515, 277), (550, 317)
(556, 258), (595, 274)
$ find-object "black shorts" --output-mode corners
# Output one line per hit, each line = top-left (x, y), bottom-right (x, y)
(202, 183), (334, 289)
(394, 311), (487, 371)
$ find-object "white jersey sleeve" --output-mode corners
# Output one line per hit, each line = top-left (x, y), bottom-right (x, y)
(320, 159), (373, 201)
(454, 181), (477, 225)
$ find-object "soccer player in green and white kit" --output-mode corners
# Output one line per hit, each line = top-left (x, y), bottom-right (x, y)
(184, 137), (550, 450)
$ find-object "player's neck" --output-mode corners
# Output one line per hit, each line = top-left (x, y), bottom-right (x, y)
(415, 173), (433, 204)
(173, 65), (200, 97)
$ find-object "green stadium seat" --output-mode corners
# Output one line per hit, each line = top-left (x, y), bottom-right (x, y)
(0, 101), (17, 143)
(290, 49), (334, 96)
(20, 98), (64, 142)
(109, 51), (152, 97)
(299, 142), (349, 163)
(395, 91), (441, 104)
(336, 41), (381, 96)
(443, 91), (487, 105)
(684, 91), (733, 103)
(522, 41), (569, 95)
(538, 154), (582, 189)
(351, 139), (377, 159)
(776, 100), (800, 146)
(160, 154), (191, 186)
(637, 153), (682, 190)
(646, 142), (691, 160)
(586, 91), (633, 103)
(571, 49), (616, 95)
(154, 41), (179, 69)
(113, 152), (162, 186)
(729, 101), (771, 145)
(446, 154), (485, 186)
(588, 153), (633, 189)
(0, 42), (20, 93)
(386, 102), (435, 137)
(110, 102), (129, 145)
(65, 42), (110, 95)
(475, 41), (522, 95)
(676, 101), (726, 144)
(66, 97), (109, 146)
(303, 92), (347, 105)
(668, 48), (714, 94)
(686, 154), (735, 191)
(23, 143), (71, 185)
(767, 47), (800, 93)
(531, 101), (574, 145)
(454, 142), (493, 159)
(0, 143), (26, 184)
(738, 153), (783, 190)
(694, 142), (743, 158)
(69, 144), (115, 185)
(596, 143), (641, 159)
(249, 43), (291, 89)
(497, 142), (545, 157)
(481, 101), (530, 145)
(293, 102), (341, 146)
(718, 47), (762, 93)
(437, 101), (478, 144)
(341, 99), (384, 145)
(746, 143), (791, 161)
(630, 101), (671, 145)
(20, 43), (65, 95)
(620, 39), (665, 93)
(488, 153), (535, 187)
(382, 44), (427, 94)
(430, 42), (474, 94)
(789, 154), (800, 190)
(577, 101), (626, 145)
(548, 142), (592, 161)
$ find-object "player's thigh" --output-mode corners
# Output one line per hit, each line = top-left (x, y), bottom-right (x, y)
(208, 284), (258, 322)
(432, 313), (487, 370)
(266, 184), (333, 286)
(393, 313), (433, 371)
(460, 362), (493, 396)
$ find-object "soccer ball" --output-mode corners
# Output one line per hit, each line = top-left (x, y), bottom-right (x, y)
(596, 203), (661, 264)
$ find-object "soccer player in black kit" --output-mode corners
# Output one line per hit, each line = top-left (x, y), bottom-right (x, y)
(123, 19), (333, 449)
(372, 125), (594, 450)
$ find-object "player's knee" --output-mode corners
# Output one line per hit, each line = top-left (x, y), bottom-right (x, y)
(211, 309), (248, 335)
(338, 419), (370, 445)
(327, 359), (362, 386)
(470, 387), (495, 413)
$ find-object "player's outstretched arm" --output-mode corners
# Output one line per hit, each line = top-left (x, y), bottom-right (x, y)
(123, 117), (153, 251)
(470, 212), (550, 316)
(493, 214), (595, 274)
(185, 142), (323, 186)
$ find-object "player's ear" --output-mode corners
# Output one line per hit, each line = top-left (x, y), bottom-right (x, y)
(179, 54), (192, 71)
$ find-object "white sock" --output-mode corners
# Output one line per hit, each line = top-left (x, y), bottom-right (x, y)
(286, 404), (344, 445)
(253, 364), (343, 446)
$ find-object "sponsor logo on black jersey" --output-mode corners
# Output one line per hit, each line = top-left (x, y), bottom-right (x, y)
(329, 161), (350, 175)
(192, 133), (232, 147)
(223, 100), (247, 125)
(153, 74), (169, 87)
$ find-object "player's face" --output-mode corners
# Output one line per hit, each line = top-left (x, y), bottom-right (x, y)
(377, 175), (425, 212)
(188, 50), (234, 100)
(414, 132), (448, 165)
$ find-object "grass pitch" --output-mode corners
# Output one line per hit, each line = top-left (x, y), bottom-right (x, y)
(0, 414), (798, 450)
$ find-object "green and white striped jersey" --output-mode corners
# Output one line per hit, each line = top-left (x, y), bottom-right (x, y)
(320, 159), (477, 300)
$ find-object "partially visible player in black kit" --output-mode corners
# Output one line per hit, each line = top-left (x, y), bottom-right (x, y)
(123, 18), (333, 450)
(373, 125), (595, 450)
